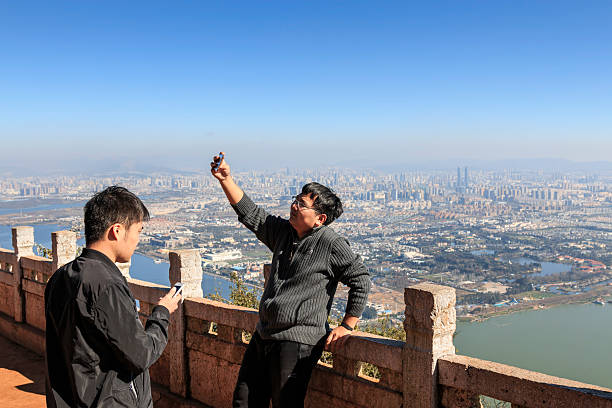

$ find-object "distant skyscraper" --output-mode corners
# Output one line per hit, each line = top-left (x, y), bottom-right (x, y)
(464, 167), (468, 188)
(457, 167), (461, 187)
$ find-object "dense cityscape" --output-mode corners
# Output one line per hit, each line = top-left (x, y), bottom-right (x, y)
(1, 165), (611, 323)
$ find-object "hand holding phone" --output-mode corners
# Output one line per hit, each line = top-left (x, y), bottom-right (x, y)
(213, 153), (224, 171)
(211, 151), (231, 182)
(157, 282), (183, 314)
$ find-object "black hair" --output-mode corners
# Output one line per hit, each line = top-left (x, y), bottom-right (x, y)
(301, 182), (343, 225)
(84, 186), (150, 246)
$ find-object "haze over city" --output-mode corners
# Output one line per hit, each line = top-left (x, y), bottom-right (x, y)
(1, 1), (611, 175)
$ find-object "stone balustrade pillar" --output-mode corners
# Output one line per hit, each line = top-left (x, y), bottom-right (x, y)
(403, 283), (456, 408)
(116, 261), (131, 278)
(51, 231), (77, 272)
(167, 249), (203, 397)
(12, 226), (34, 323)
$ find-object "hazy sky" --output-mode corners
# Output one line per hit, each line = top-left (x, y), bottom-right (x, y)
(1, 1), (611, 173)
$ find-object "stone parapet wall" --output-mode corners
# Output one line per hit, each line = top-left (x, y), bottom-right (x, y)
(0, 226), (611, 407)
(438, 355), (612, 408)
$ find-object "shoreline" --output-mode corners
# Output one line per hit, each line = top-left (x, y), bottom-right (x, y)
(458, 286), (612, 322)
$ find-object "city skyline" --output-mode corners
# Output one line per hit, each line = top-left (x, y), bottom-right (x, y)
(2, 1), (612, 173)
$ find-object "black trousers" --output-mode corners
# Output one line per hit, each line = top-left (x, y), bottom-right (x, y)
(233, 332), (325, 408)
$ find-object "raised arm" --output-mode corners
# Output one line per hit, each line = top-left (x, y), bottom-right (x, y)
(211, 151), (244, 204)
(211, 152), (288, 250)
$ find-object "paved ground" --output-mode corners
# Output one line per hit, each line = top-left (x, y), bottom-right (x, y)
(0, 334), (45, 407)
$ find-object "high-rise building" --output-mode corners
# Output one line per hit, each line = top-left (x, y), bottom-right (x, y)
(464, 167), (468, 188)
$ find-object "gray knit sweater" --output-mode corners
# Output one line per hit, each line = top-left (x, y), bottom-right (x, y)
(232, 194), (371, 345)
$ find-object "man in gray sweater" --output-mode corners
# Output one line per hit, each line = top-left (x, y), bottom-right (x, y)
(211, 152), (370, 408)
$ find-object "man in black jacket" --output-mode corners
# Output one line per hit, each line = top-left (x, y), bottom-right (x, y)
(45, 186), (182, 407)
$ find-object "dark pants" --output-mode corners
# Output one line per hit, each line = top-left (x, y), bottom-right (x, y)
(233, 332), (324, 408)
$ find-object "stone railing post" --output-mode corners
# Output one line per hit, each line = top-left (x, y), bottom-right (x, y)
(116, 261), (131, 278)
(403, 283), (456, 408)
(168, 249), (203, 397)
(12, 226), (34, 323)
(51, 231), (77, 273)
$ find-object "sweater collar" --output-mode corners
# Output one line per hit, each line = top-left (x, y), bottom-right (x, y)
(293, 225), (325, 242)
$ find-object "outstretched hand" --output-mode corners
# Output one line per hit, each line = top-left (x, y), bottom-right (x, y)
(211, 152), (231, 181)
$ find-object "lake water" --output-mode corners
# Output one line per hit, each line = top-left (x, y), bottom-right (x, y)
(470, 250), (573, 276)
(515, 257), (573, 276)
(470, 249), (495, 256)
(455, 303), (612, 389)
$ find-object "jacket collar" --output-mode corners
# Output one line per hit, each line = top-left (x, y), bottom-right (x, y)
(80, 248), (122, 275)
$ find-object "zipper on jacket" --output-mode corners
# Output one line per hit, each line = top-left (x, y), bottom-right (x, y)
(129, 380), (138, 402)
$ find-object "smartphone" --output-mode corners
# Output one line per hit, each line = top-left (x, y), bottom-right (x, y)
(213, 153), (224, 171)
(172, 282), (184, 298)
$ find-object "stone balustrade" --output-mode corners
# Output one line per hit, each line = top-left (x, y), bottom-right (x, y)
(0, 226), (610, 407)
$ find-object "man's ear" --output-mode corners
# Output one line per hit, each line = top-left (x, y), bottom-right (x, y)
(107, 223), (123, 241)
(316, 213), (327, 227)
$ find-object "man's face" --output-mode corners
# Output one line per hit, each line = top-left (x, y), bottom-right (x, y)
(289, 193), (324, 236)
(116, 221), (143, 263)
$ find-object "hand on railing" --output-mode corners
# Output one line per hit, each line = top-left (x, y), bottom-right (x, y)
(325, 325), (352, 353)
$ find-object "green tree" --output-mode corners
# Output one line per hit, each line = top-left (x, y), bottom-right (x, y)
(34, 244), (84, 260)
(207, 271), (259, 310)
(34, 243), (52, 259)
(228, 271), (259, 309)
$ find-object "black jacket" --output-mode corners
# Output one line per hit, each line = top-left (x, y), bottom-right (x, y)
(45, 248), (170, 407)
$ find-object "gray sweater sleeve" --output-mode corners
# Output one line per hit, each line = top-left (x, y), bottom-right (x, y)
(330, 237), (371, 318)
(231, 193), (289, 251)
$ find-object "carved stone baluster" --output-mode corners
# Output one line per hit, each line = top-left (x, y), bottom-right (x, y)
(51, 230), (77, 280)
(12, 226), (34, 323)
(168, 249), (203, 397)
(116, 261), (131, 278)
(403, 283), (456, 408)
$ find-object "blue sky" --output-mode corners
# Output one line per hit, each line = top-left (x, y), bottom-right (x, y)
(1, 1), (611, 173)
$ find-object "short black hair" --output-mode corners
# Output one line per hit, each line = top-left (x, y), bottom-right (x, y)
(84, 186), (150, 246)
(301, 182), (343, 225)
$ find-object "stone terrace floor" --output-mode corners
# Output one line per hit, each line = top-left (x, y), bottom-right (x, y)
(0, 334), (46, 407)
